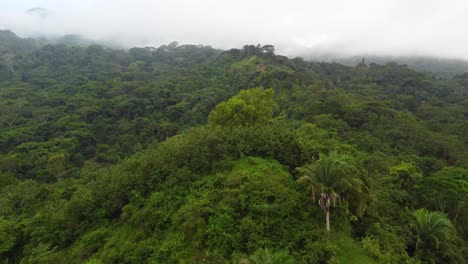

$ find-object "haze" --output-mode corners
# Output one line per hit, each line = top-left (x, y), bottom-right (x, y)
(1, 0), (468, 59)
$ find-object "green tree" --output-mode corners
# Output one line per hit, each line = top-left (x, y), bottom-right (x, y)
(0, 217), (18, 258)
(240, 248), (296, 264)
(414, 167), (468, 234)
(298, 152), (366, 232)
(0, 99), (27, 127)
(46, 153), (67, 180)
(208, 87), (273, 127)
(390, 162), (423, 191)
(411, 208), (462, 263)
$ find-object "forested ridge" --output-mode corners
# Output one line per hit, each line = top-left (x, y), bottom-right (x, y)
(0, 30), (467, 263)
(303, 53), (468, 78)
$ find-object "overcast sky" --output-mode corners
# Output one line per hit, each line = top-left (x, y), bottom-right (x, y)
(1, 0), (468, 58)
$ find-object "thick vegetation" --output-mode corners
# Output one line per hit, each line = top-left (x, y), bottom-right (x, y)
(0, 31), (467, 263)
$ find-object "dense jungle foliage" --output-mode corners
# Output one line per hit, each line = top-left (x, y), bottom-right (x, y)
(0, 30), (467, 263)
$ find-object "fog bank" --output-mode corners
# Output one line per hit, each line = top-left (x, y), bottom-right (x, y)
(1, 0), (468, 59)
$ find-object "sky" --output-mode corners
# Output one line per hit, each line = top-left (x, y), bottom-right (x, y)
(1, 0), (468, 59)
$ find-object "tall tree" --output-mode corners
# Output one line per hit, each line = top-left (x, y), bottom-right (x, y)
(298, 152), (366, 232)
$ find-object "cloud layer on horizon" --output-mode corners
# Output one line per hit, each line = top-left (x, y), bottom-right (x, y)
(1, 0), (467, 59)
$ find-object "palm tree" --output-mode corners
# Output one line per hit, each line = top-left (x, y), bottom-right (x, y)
(412, 209), (460, 263)
(297, 151), (366, 232)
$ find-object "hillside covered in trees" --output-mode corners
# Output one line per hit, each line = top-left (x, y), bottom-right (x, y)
(0, 31), (467, 263)
(302, 53), (468, 78)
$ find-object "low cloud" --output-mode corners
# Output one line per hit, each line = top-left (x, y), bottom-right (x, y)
(26, 7), (52, 19)
(1, 0), (468, 59)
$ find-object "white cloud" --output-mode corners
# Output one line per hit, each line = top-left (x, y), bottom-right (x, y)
(1, 0), (467, 59)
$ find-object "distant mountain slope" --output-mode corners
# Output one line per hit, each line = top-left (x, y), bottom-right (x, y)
(3, 30), (468, 77)
(0, 30), (103, 51)
(0, 30), (40, 54)
(303, 53), (468, 78)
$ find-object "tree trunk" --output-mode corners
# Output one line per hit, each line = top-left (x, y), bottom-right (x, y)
(326, 209), (330, 232)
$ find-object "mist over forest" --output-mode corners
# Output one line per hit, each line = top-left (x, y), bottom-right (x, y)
(3, 0), (468, 58)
